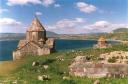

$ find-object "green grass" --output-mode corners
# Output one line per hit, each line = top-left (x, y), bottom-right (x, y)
(0, 44), (128, 84)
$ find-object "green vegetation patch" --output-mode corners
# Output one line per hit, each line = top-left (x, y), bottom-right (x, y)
(0, 44), (128, 84)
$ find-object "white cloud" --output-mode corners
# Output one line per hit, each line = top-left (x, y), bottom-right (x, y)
(54, 4), (61, 7)
(90, 21), (110, 28)
(76, 2), (97, 13)
(47, 18), (86, 34)
(0, 18), (22, 26)
(42, 0), (55, 7)
(88, 21), (128, 32)
(0, 18), (26, 33)
(75, 18), (85, 23)
(35, 12), (42, 16)
(111, 24), (128, 31)
(0, 8), (9, 14)
(55, 18), (85, 28)
(7, 0), (42, 6)
(7, 0), (56, 7)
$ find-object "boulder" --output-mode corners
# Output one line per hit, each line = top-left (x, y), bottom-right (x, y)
(38, 75), (51, 81)
(43, 65), (49, 70)
(93, 80), (100, 84)
(32, 61), (40, 66)
(62, 76), (70, 80)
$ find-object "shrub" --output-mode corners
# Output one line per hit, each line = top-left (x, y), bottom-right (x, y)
(108, 57), (117, 63)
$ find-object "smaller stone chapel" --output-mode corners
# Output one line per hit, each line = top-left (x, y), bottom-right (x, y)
(13, 16), (55, 60)
(93, 36), (112, 49)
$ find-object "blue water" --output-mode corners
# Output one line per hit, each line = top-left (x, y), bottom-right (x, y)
(0, 39), (119, 61)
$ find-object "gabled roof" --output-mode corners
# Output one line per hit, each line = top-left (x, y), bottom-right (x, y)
(27, 16), (46, 32)
(17, 41), (52, 50)
(17, 41), (40, 50)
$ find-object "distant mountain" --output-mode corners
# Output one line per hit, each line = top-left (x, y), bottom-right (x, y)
(113, 28), (128, 33)
(46, 31), (58, 37)
(0, 31), (58, 41)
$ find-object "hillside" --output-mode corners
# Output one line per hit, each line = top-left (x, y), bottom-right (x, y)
(0, 44), (128, 84)
(85, 28), (128, 41)
(113, 28), (128, 33)
(52, 28), (128, 40)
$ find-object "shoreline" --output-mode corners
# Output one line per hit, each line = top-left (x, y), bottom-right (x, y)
(0, 38), (123, 41)
(0, 39), (121, 61)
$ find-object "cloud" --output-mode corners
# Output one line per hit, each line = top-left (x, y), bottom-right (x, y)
(54, 18), (85, 28)
(0, 18), (22, 26)
(0, 17), (26, 33)
(7, 0), (42, 6)
(88, 21), (128, 33)
(111, 24), (128, 31)
(42, 0), (55, 7)
(35, 12), (42, 16)
(54, 4), (61, 7)
(90, 21), (110, 28)
(7, 0), (56, 7)
(47, 18), (87, 34)
(0, 8), (9, 14)
(76, 2), (97, 13)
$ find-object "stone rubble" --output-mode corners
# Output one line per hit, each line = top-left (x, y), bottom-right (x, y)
(69, 55), (128, 78)
(100, 51), (128, 64)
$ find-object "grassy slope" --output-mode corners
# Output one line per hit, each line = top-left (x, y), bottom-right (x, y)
(0, 44), (128, 84)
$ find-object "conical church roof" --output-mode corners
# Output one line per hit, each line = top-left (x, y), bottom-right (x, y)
(27, 16), (46, 32)
(98, 36), (106, 42)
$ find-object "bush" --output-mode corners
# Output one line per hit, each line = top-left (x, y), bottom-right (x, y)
(108, 57), (117, 63)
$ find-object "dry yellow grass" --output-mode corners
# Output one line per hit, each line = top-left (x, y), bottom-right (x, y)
(0, 61), (21, 76)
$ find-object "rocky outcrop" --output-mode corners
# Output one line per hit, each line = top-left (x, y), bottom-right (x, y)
(100, 51), (128, 64)
(69, 56), (128, 78)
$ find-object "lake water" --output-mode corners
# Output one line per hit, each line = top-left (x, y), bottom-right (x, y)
(0, 39), (119, 61)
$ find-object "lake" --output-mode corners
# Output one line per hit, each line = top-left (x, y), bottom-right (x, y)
(0, 39), (119, 61)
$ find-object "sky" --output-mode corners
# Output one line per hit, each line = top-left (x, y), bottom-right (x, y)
(0, 0), (127, 34)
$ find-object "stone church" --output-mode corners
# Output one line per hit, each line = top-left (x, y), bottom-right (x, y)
(13, 17), (55, 60)
(93, 36), (111, 49)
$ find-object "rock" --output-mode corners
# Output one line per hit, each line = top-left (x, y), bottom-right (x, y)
(43, 65), (49, 70)
(62, 76), (70, 80)
(99, 51), (128, 64)
(93, 80), (100, 84)
(12, 80), (18, 84)
(56, 56), (64, 61)
(38, 75), (43, 81)
(59, 58), (64, 61)
(74, 56), (86, 63)
(32, 61), (40, 66)
(71, 50), (75, 52)
(38, 75), (51, 81)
